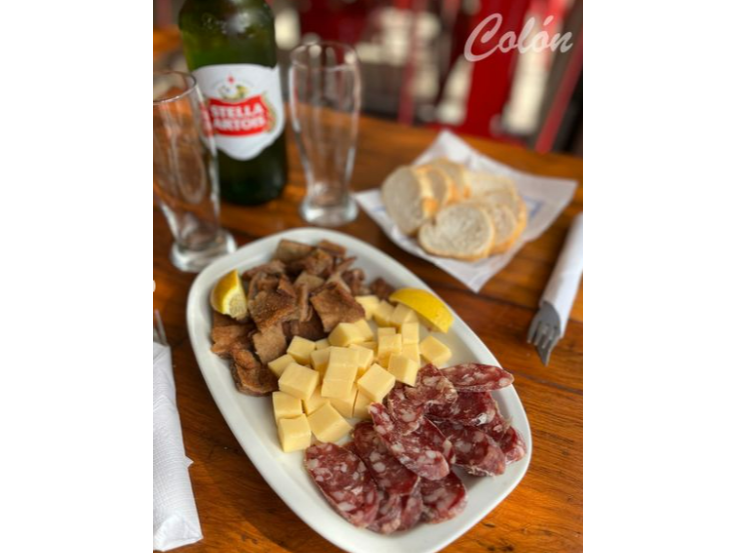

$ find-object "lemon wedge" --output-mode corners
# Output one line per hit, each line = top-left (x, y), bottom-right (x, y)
(210, 269), (248, 320)
(389, 288), (453, 333)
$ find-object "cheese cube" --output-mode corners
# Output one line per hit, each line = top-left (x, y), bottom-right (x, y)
(353, 318), (375, 341)
(329, 347), (360, 367)
(308, 403), (352, 443)
(353, 391), (373, 420)
(310, 347), (332, 375)
(328, 322), (364, 347)
(400, 322), (420, 345)
(349, 344), (375, 375)
(331, 385), (358, 418)
(273, 391), (303, 421)
(303, 386), (331, 415)
(401, 343), (421, 365)
(287, 336), (316, 365)
(356, 295), (380, 320)
(388, 354), (420, 386)
(361, 341), (378, 353)
(315, 338), (330, 350)
(390, 303), (418, 328)
(322, 376), (356, 398)
(278, 363), (320, 401)
(377, 334), (403, 366)
(278, 414), (312, 453)
(419, 336), (452, 367)
(268, 354), (295, 377)
(357, 364), (396, 402)
(377, 327), (396, 337)
(373, 301), (395, 327)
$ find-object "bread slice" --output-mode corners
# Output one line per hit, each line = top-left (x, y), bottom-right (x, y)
(467, 172), (516, 197)
(426, 158), (471, 199)
(414, 164), (456, 208)
(418, 202), (495, 261)
(382, 166), (438, 236)
(473, 201), (521, 255)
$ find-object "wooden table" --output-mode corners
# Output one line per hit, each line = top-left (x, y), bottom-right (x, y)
(153, 30), (583, 552)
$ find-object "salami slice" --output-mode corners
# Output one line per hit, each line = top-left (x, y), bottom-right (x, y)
(442, 363), (514, 391)
(419, 472), (468, 523)
(435, 421), (507, 476)
(397, 489), (423, 531)
(416, 417), (456, 465)
(387, 365), (458, 434)
(427, 390), (497, 426)
(369, 403), (450, 481)
(496, 426), (527, 464)
(352, 421), (420, 496)
(304, 443), (379, 528)
(368, 489), (403, 534)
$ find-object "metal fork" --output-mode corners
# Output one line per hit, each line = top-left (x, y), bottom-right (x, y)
(153, 309), (168, 346)
(527, 301), (561, 366)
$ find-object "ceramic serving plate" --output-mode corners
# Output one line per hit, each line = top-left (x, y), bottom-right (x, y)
(186, 228), (531, 553)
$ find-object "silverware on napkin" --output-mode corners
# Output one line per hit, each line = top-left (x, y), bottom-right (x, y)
(528, 213), (583, 365)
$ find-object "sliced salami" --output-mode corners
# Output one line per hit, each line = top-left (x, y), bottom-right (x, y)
(369, 403), (450, 481)
(415, 417), (456, 465)
(427, 390), (497, 426)
(405, 364), (458, 406)
(386, 385), (425, 434)
(352, 421), (420, 496)
(304, 443), (379, 528)
(496, 426), (527, 464)
(441, 363), (514, 391)
(419, 471), (468, 523)
(435, 421), (507, 476)
(367, 489), (403, 534)
(397, 489), (423, 531)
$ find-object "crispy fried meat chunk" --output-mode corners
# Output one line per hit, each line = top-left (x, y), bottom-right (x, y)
(310, 282), (365, 332)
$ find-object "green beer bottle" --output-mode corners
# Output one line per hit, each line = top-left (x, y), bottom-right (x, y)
(179, 0), (288, 205)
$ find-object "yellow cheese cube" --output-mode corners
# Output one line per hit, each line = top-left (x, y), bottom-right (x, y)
(401, 343), (421, 365)
(419, 336), (452, 367)
(278, 363), (320, 401)
(322, 376), (356, 398)
(400, 322), (420, 345)
(373, 301), (395, 327)
(287, 336), (316, 365)
(328, 322), (365, 347)
(353, 391), (373, 420)
(361, 341), (378, 353)
(353, 318), (375, 342)
(377, 334), (403, 366)
(329, 347), (360, 367)
(268, 354), (295, 377)
(303, 386), (331, 415)
(308, 403), (352, 443)
(356, 295), (380, 320)
(388, 354), (420, 386)
(349, 344), (375, 374)
(278, 414), (312, 453)
(377, 327), (396, 337)
(315, 338), (331, 350)
(310, 347), (332, 375)
(390, 303), (418, 328)
(331, 385), (358, 418)
(357, 364), (396, 402)
(273, 391), (303, 421)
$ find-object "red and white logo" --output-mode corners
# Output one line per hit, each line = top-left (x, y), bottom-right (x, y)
(193, 65), (284, 160)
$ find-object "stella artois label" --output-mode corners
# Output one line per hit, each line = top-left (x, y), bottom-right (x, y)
(193, 64), (285, 161)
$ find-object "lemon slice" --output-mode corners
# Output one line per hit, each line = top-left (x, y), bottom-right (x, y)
(210, 269), (248, 320)
(389, 288), (453, 333)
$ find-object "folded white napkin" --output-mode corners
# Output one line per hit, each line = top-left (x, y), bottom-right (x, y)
(153, 342), (202, 551)
(541, 213), (583, 333)
(354, 130), (578, 292)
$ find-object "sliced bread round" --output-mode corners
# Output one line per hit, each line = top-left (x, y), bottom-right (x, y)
(467, 172), (516, 197)
(418, 202), (495, 261)
(381, 166), (438, 236)
(414, 164), (456, 208)
(426, 158), (471, 199)
(473, 201), (521, 255)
